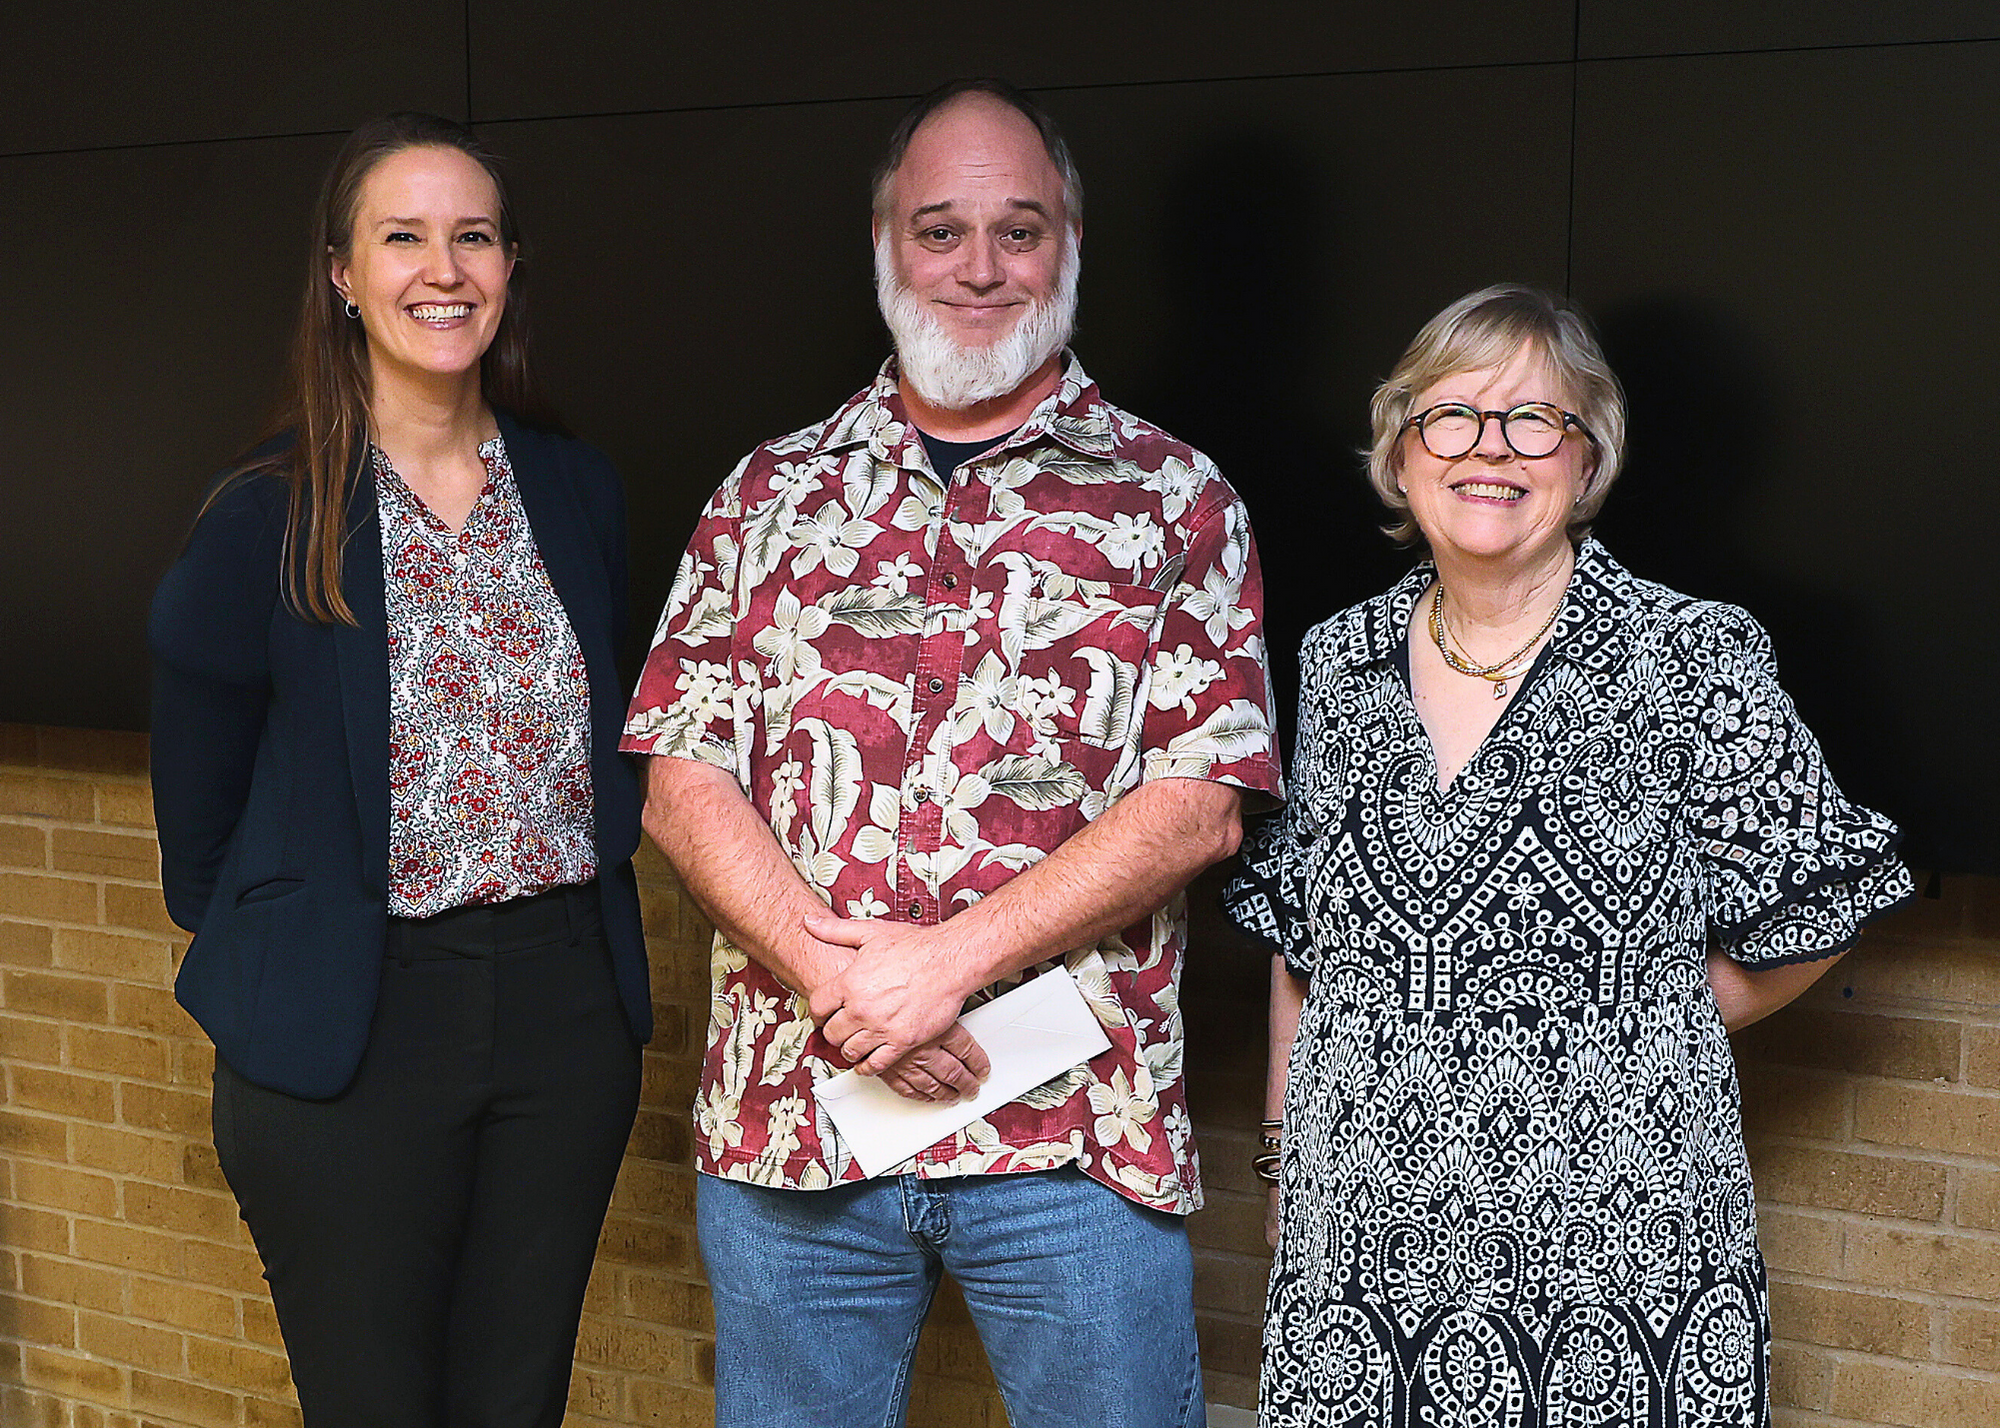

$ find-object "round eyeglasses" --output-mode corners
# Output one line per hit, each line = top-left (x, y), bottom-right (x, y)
(1404, 402), (1597, 461)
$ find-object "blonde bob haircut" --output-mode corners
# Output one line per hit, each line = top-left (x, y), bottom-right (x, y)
(1366, 283), (1627, 547)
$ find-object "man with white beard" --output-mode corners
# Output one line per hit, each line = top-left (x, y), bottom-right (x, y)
(623, 80), (1280, 1428)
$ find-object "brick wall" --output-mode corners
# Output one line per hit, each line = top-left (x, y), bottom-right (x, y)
(1, 721), (1995, 1426)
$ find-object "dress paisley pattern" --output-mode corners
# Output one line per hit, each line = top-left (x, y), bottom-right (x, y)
(378, 438), (596, 917)
(1224, 541), (1911, 1428)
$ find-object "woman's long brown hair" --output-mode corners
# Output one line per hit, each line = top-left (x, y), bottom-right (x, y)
(216, 112), (565, 624)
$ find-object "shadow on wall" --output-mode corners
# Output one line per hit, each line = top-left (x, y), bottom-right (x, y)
(1593, 295), (1918, 859)
(1129, 129), (1407, 749)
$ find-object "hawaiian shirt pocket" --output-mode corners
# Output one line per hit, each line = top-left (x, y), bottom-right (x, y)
(1005, 583), (1163, 767)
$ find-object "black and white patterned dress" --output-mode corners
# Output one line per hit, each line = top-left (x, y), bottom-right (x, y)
(1224, 541), (1911, 1428)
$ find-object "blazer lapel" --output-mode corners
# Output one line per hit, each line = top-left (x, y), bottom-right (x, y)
(502, 414), (598, 655)
(330, 455), (391, 897)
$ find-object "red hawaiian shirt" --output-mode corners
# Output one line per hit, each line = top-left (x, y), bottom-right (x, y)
(622, 356), (1280, 1211)
(378, 438), (596, 918)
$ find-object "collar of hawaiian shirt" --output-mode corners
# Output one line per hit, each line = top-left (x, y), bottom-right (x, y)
(1324, 537), (1645, 677)
(808, 349), (1118, 481)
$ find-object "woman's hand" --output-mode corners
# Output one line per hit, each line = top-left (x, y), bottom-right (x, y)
(1266, 1184), (1281, 1250)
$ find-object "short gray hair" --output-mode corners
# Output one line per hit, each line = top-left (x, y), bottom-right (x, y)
(1367, 284), (1627, 546)
(870, 78), (1083, 227)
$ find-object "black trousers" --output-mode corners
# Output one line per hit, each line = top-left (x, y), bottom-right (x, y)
(212, 882), (642, 1428)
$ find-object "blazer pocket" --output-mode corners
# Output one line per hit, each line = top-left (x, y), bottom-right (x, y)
(234, 876), (306, 906)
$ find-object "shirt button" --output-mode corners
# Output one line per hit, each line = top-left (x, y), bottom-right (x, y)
(908, 902), (923, 919)
(912, 788), (930, 803)
(927, 677), (945, 694)
(941, 573), (958, 590)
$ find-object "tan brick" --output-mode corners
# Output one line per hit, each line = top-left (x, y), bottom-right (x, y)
(20, 1345), (123, 1400)
(907, 1372), (999, 1428)
(596, 1214), (691, 1269)
(109, 982), (196, 1037)
(1738, 1008), (1962, 1080)
(0, 773), (96, 821)
(1969, 1023), (2000, 1090)
(1190, 1191), (1270, 1253)
(101, 883), (180, 937)
(131, 1368), (239, 1424)
(188, 1336), (293, 1394)
(575, 1317), (686, 1375)
(37, 728), (149, 777)
(77, 1309), (185, 1372)
(11, 1063), (116, 1121)
(128, 1274), (237, 1336)
(1769, 1341), (1833, 1411)
(0, 1292), (78, 1348)
(569, 1364), (627, 1418)
(0, 918), (55, 965)
(1945, 1303), (2000, 1371)
(626, 1379), (716, 1428)
(180, 1238), (266, 1293)
(624, 1273), (715, 1334)
(1855, 1081), (2000, 1157)
(1767, 1279), (1932, 1356)
(71, 1124), (183, 1181)
(5, 968), (108, 1023)
(174, 1037), (215, 1087)
(74, 1220), (182, 1278)
(19, 1254), (125, 1314)
(1196, 1312), (1263, 1380)
(120, 1082), (210, 1137)
(241, 1294), (284, 1347)
(0, 821), (47, 869)
(0, 1383), (60, 1428)
(95, 781), (155, 829)
(52, 827), (157, 881)
(1845, 1224), (2000, 1298)
(125, 1181), (243, 1239)
(1961, 1169), (2000, 1230)
(12, 1160), (118, 1218)
(625, 1109), (691, 1165)
(65, 1024), (171, 1080)
(0, 1108), (70, 1160)
(53, 927), (174, 984)
(183, 1139), (230, 1193)
(1194, 1252), (1269, 1316)
(0, 873), (99, 924)
(0, 1206), (69, 1255)
(611, 1162), (696, 1221)
(0, 1012), (63, 1064)
(245, 1397), (304, 1428)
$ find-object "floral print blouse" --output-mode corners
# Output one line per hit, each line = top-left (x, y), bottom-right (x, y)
(377, 438), (595, 918)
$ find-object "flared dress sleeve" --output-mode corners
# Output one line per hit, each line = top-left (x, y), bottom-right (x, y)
(1677, 605), (1915, 967)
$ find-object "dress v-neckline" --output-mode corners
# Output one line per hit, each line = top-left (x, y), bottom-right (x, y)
(1394, 634), (1555, 795)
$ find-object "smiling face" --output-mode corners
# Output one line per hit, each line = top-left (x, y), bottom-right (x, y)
(328, 144), (513, 391)
(877, 93), (1072, 353)
(1398, 341), (1596, 569)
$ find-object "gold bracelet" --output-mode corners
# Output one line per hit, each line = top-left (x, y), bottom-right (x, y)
(1251, 1151), (1280, 1184)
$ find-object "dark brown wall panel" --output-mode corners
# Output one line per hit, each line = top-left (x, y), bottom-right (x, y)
(468, 0), (1573, 121)
(1580, 1), (2000, 58)
(3, 3), (466, 155)
(1570, 43), (2000, 869)
(0, 134), (341, 728)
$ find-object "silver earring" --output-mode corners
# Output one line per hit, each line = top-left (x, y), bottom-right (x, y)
(343, 299), (360, 318)
(1397, 484), (1407, 495)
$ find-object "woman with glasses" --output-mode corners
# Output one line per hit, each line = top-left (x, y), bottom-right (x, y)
(1225, 284), (1910, 1426)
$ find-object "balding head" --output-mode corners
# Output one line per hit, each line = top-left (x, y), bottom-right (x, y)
(872, 79), (1082, 229)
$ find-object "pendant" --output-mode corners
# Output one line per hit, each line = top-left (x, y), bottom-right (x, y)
(1493, 680), (1509, 700)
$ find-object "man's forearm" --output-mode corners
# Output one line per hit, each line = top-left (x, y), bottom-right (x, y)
(938, 776), (1245, 990)
(640, 756), (849, 997)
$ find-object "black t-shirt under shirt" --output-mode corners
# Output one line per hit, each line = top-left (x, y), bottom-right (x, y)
(918, 427), (1016, 482)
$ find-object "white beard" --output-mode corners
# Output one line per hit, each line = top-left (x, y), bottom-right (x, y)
(874, 231), (1080, 411)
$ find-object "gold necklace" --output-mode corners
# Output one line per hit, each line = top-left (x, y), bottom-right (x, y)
(1429, 583), (1564, 700)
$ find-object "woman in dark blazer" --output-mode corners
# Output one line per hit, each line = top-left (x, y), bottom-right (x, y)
(149, 112), (648, 1428)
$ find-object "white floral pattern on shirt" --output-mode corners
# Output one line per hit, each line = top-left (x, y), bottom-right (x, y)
(622, 355), (1281, 1212)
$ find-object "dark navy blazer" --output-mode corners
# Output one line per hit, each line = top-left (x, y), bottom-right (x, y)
(149, 412), (650, 1098)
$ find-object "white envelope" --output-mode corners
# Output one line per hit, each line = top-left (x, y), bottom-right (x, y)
(812, 965), (1114, 1179)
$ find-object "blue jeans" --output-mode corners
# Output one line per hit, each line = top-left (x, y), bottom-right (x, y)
(698, 1166), (1204, 1428)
